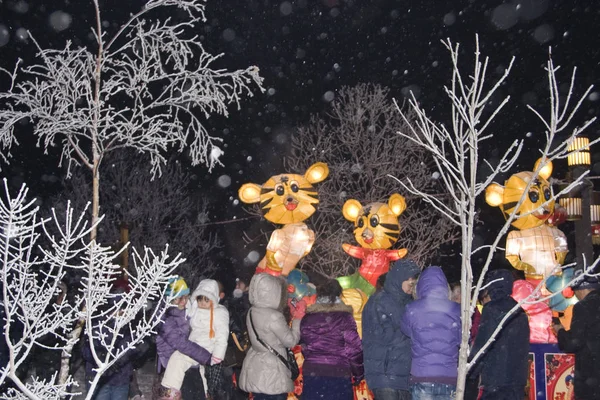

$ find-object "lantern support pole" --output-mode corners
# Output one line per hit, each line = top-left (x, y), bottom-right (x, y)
(572, 169), (594, 273)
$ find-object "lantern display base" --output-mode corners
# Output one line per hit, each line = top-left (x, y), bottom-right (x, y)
(528, 343), (575, 400)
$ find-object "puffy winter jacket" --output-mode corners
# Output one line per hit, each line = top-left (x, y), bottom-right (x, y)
(187, 279), (230, 360)
(469, 269), (530, 389)
(300, 302), (364, 381)
(362, 259), (420, 390)
(239, 273), (301, 395)
(155, 304), (211, 372)
(400, 266), (460, 382)
(557, 289), (600, 399)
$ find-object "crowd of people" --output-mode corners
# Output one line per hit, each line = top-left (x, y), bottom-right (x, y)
(3, 260), (599, 400)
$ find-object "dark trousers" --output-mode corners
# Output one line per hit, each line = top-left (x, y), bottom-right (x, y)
(478, 385), (524, 400)
(252, 394), (287, 400)
(373, 387), (412, 400)
(303, 375), (353, 400)
(181, 367), (206, 400)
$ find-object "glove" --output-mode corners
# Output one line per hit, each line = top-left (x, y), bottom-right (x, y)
(210, 356), (222, 365)
(288, 298), (307, 320)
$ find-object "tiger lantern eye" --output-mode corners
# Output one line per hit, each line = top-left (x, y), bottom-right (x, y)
(370, 216), (379, 228)
(528, 190), (539, 203)
(358, 218), (365, 228)
(544, 188), (551, 201)
(276, 185), (285, 196)
(291, 183), (299, 193)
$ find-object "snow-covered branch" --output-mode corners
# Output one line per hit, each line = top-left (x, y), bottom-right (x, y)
(0, 180), (184, 399)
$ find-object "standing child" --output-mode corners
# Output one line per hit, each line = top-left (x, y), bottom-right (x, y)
(162, 279), (229, 399)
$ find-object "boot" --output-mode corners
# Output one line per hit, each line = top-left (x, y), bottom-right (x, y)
(156, 386), (182, 400)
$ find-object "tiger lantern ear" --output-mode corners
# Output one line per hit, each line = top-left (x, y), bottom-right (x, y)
(388, 193), (407, 217)
(342, 199), (363, 222)
(238, 183), (262, 204)
(304, 162), (329, 184)
(534, 158), (553, 180)
(485, 183), (505, 207)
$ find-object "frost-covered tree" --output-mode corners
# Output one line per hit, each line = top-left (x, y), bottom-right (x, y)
(50, 151), (220, 288)
(393, 37), (600, 399)
(0, 0), (263, 241)
(0, 180), (184, 399)
(0, 0), (263, 389)
(284, 83), (459, 278)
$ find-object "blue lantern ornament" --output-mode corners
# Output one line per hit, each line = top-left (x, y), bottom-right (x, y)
(286, 269), (315, 302)
(546, 267), (578, 311)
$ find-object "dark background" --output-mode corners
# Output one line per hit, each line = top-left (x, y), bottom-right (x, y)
(1, 0), (599, 288)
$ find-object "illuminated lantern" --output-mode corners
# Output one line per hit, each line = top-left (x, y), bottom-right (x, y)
(338, 193), (408, 296)
(485, 158), (568, 281)
(286, 269), (316, 303)
(340, 288), (368, 338)
(511, 280), (556, 344)
(239, 162), (329, 276)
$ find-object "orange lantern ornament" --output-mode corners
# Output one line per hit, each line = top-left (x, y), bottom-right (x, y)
(238, 162), (329, 277)
(485, 158), (568, 281)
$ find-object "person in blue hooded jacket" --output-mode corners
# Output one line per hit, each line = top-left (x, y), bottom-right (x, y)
(400, 266), (461, 400)
(362, 259), (420, 400)
(468, 269), (529, 400)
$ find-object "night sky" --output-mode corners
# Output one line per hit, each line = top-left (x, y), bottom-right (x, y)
(1, 0), (599, 284)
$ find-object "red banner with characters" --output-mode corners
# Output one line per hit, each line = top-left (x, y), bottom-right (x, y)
(528, 344), (574, 400)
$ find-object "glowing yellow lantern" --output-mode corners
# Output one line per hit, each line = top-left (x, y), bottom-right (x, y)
(238, 162), (329, 276)
(485, 158), (568, 281)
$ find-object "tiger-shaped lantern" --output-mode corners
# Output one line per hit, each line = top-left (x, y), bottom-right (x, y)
(337, 193), (409, 298)
(485, 158), (568, 281)
(238, 162), (329, 277)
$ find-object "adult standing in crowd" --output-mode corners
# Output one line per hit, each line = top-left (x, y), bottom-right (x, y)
(400, 266), (460, 400)
(362, 259), (420, 400)
(300, 279), (364, 399)
(155, 277), (211, 400)
(469, 269), (530, 400)
(239, 273), (304, 400)
(553, 271), (600, 400)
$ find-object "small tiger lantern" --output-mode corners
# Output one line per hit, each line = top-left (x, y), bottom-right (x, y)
(238, 162), (329, 277)
(337, 193), (409, 297)
(485, 158), (568, 281)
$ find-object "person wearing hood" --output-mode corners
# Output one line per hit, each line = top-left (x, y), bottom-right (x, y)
(362, 259), (420, 400)
(553, 271), (600, 400)
(400, 266), (461, 400)
(239, 273), (305, 400)
(469, 269), (529, 400)
(300, 279), (364, 399)
(162, 279), (229, 399)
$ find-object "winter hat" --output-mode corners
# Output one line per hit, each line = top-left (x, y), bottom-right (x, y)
(165, 276), (190, 299)
(483, 269), (514, 301)
(570, 270), (600, 291)
(192, 279), (220, 338)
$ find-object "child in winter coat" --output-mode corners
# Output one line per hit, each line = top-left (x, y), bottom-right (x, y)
(162, 279), (229, 399)
(155, 277), (212, 400)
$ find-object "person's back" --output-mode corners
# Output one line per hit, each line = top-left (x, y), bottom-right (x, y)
(239, 273), (303, 400)
(400, 266), (461, 399)
(301, 279), (364, 399)
(469, 269), (529, 399)
(362, 259), (420, 399)
(554, 275), (600, 400)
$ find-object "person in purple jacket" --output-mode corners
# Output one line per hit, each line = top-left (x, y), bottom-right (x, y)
(300, 279), (364, 400)
(155, 277), (212, 400)
(400, 266), (461, 400)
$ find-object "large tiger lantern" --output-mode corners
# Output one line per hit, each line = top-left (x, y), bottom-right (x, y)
(238, 162), (329, 277)
(337, 193), (408, 297)
(485, 158), (568, 281)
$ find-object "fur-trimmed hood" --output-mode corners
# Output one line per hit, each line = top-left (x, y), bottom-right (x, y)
(306, 302), (353, 314)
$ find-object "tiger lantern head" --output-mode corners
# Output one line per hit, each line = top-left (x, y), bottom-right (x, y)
(238, 162), (329, 225)
(342, 193), (407, 250)
(485, 158), (555, 231)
